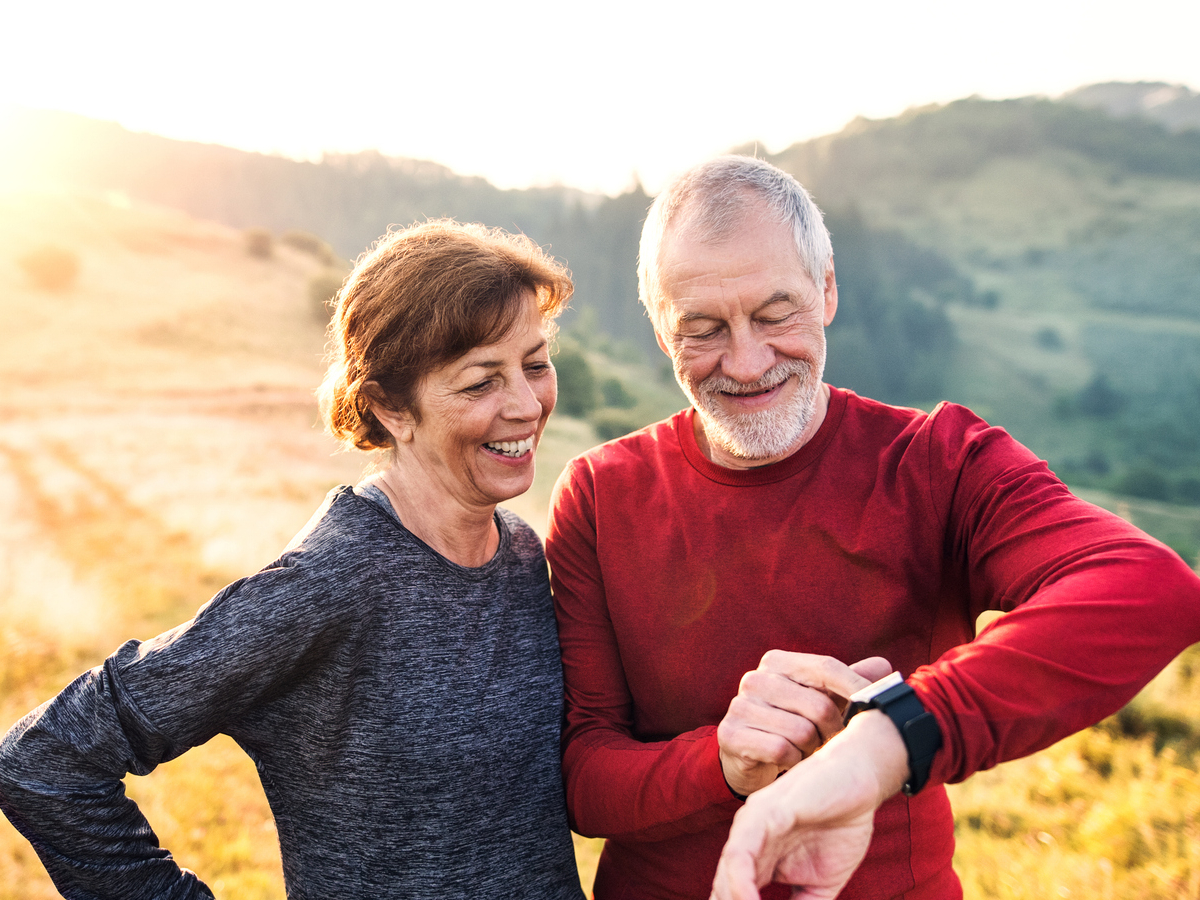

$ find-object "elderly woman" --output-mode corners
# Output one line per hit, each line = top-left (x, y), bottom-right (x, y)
(0, 221), (585, 900)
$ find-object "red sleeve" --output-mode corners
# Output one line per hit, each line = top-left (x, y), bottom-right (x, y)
(909, 406), (1200, 787)
(547, 458), (742, 841)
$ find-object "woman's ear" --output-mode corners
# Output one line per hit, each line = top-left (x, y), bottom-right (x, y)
(364, 381), (415, 444)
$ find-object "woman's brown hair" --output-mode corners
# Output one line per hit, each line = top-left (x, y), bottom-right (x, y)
(319, 220), (573, 451)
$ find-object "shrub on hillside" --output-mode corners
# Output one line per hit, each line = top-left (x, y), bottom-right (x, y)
(554, 345), (597, 418)
(18, 245), (80, 290)
(1035, 326), (1065, 350)
(600, 377), (637, 409)
(308, 268), (348, 321)
(281, 229), (340, 266)
(243, 228), (273, 259)
(1114, 466), (1171, 502)
(1176, 478), (1200, 505)
(592, 409), (643, 443)
(1077, 373), (1124, 417)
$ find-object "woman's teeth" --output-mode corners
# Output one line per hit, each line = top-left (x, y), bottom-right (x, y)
(485, 437), (534, 457)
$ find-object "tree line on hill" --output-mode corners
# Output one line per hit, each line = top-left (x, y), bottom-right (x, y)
(5, 92), (1200, 502)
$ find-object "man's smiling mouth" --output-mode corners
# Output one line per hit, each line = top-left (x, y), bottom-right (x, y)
(721, 380), (785, 399)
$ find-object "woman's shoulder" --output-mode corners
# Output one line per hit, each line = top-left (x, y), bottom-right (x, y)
(247, 486), (410, 593)
(283, 486), (396, 552)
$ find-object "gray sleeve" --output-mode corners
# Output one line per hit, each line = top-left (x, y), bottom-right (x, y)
(0, 663), (214, 900)
(0, 563), (339, 900)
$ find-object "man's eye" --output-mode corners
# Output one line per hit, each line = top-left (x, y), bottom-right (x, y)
(758, 310), (795, 326)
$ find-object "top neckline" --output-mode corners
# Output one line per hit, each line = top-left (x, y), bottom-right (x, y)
(675, 386), (847, 487)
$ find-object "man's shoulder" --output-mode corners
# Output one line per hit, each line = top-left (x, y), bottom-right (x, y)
(837, 388), (1033, 480)
(838, 388), (990, 441)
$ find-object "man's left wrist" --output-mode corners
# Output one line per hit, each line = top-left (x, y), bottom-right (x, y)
(845, 673), (942, 796)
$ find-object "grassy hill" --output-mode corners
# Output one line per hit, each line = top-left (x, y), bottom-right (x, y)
(0, 191), (354, 898)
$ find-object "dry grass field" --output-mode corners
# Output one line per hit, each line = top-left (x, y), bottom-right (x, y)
(0, 189), (1196, 899)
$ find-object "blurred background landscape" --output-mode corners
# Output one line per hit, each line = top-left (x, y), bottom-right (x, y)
(3, 79), (1200, 898)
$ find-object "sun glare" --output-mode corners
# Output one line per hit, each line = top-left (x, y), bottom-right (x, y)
(0, 105), (80, 194)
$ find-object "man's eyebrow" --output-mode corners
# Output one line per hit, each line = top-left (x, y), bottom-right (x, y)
(757, 291), (798, 308)
(676, 292), (796, 324)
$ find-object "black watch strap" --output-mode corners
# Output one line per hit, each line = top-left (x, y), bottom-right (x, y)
(845, 674), (943, 796)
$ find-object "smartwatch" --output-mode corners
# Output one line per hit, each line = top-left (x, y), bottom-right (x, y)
(844, 672), (942, 796)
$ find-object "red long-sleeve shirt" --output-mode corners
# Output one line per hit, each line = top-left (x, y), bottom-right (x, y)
(547, 387), (1200, 900)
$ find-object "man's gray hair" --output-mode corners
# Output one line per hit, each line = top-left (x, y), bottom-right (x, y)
(637, 156), (832, 328)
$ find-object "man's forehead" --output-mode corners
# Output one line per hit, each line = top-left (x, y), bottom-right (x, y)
(658, 219), (807, 285)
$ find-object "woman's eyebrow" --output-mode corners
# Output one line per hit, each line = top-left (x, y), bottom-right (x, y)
(459, 339), (548, 371)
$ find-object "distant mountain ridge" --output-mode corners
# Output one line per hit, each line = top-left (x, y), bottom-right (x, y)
(4, 85), (1200, 501)
(1061, 81), (1200, 133)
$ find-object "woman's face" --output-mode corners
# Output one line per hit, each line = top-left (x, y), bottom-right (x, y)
(400, 291), (557, 511)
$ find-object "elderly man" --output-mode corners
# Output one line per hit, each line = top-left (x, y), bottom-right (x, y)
(546, 156), (1200, 900)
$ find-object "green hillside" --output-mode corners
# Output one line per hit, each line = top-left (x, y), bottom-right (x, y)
(766, 96), (1200, 507)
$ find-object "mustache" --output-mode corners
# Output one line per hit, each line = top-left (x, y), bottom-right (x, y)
(698, 359), (811, 397)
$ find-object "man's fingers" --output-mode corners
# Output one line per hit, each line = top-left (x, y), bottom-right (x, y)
(710, 846), (766, 900)
(736, 671), (845, 738)
(757, 650), (891, 703)
(711, 803), (775, 900)
(719, 700), (820, 766)
(849, 656), (893, 685)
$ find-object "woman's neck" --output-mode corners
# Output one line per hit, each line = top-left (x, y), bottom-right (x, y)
(370, 468), (500, 568)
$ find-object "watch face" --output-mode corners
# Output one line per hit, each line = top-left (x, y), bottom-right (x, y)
(849, 671), (904, 705)
(843, 671), (904, 724)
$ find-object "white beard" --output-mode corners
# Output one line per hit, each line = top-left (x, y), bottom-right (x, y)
(680, 356), (825, 462)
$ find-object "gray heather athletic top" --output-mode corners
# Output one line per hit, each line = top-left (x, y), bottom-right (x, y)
(0, 484), (585, 900)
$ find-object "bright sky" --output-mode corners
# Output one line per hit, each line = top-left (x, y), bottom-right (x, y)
(4, 0), (1200, 196)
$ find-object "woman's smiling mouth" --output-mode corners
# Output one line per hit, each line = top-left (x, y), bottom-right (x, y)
(484, 437), (535, 458)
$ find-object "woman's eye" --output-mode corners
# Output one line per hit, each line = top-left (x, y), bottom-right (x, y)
(463, 380), (492, 394)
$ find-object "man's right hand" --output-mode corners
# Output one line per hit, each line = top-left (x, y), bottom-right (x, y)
(716, 652), (893, 798)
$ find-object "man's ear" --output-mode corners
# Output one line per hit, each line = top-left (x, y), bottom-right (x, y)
(822, 259), (838, 327)
(364, 382), (415, 444)
(655, 329), (672, 358)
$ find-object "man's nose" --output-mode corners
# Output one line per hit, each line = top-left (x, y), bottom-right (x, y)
(721, 325), (774, 384)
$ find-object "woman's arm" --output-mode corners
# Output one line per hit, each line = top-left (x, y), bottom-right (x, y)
(0, 645), (218, 900)
(0, 562), (336, 899)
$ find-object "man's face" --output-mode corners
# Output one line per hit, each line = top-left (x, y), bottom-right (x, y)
(654, 205), (837, 469)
